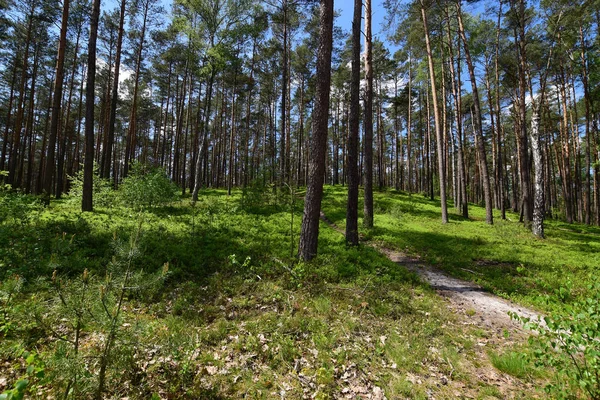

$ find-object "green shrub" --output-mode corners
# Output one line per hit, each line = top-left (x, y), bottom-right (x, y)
(30, 223), (169, 398)
(118, 163), (179, 209)
(0, 275), (23, 335)
(513, 280), (600, 399)
(0, 192), (42, 226)
(0, 172), (42, 225)
(240, 176), (276, 211)
(67, 163), (115, 208)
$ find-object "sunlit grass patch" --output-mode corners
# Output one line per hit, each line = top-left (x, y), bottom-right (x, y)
(0, 186), (546, 399)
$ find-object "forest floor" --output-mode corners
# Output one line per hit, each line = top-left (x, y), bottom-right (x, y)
(318, 208), (544, 398)
(1, 185), (598, 399)
(318, 210), (542, 332)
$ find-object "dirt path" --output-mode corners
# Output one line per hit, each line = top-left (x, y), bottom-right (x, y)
(319, 212), (545, 396)
(379, 248), (541, 331)
(319, 212), (543, 334)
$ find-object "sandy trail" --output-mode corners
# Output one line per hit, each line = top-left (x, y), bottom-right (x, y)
(379, 247), (542, 332)
(318, 211), (547, 396)
(319, 212), (543, 333)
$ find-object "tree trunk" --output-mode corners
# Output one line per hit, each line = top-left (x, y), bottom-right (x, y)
(531, 106), (544, 237)
(82, 0), (101, 212)
(280, 1), (288, 186)
(22, 45), (40, 192)
(298, 0), (333, 261)
(456, 2), (492, 224)
(445, 12), (467, 218)
(494, 3), (505, 219)
(101, 0), (126, 179)
(57, 23), (82, 198)
(8, 6), (34, 187)
(514, 0), (532, 225)
(0, 55), (19, 174)
(363, 0), (374, 229)
(192, 70), (216, 201)
(407, 54), (412, 193)
(558, 70), (573, 223)
(345, 0), (361, 246)
(124, 0), (149, 177)
(421, 0), (448, 223)
(41, 0), (70, 201)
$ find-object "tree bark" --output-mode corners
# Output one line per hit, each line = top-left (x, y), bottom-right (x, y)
(514, 0), (532, 225)
(445, 11), (467, 218)
(0, 54), (19, 174)
(192, 70), (216, 201)
(345, 0), (361, 246)
(124, 0), (149, 177)
(82, 0), (101, 212)
(298, 0), (333, 261)
(42, 0), (70, 201)
(8, 5), (34, 187)
(363, 0), (374, 228)
(420, 0), (448, 223)
(531, 106), (544, 237)
(456, 2), (492, 224)
(101, 0), (126, 179)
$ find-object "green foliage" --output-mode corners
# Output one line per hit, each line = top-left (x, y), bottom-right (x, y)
(512, 281), (600, 399)
(0, 190), (42, 226)
(0, 350), (45, 400)
(0, 187), (549, 398)
(67, 163), (115, 208)
(318, 186), (600, 315)
(0, 181), (43, 280)
(28, 222), (170, 398)
(489, 350), (533, 379)
(0, 379), (29, 400)
(240, 176), (278, 212)
(0, 275), (23, 335)
(119, 163), (179, 209)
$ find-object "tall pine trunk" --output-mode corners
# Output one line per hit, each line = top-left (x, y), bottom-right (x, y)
(298, 0), (334, 261)
(82, 0), (101, 212)
(421, 0), (448, 223)
(345, 0), (361, 246)
(124, 0), (148, 177)
(42, 0), (69, 201)
(101, 0), (126, 179)
(363, 0), (374, 228)
(456, 2), (492, 224)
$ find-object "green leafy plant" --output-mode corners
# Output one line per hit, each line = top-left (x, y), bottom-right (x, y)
(67, 163), (115, 208)
(240, 175), (277, 211)
(0, 275), (23, 335)
(0, 350), (45, 400)
(119, 163), (179, 209)
(0, 379), (29, 400)
(0, 191), (42, 226)
(512, 280), (600, 399)
(31, 221), (169, 398)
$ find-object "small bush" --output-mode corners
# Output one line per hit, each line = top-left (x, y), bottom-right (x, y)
(67, 164), (115, 208)
(240, 176), (276, 211)
(513, 280), (600, 399)
(0, 172), (42, 225)
(119, 163), (179, 209)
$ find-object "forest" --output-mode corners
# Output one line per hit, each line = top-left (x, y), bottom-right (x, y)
(1, 0), (600, 398)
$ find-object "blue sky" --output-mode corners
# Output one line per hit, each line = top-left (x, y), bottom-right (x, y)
(334, 0), (392, 41)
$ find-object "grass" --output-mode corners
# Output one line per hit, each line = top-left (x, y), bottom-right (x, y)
(320, 186), (600, 315)
(489, 349), (537, 380)
(0, 185), (556, 398)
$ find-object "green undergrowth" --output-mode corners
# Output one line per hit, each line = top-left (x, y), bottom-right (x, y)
(320, 186), (600, 316)
(0, 187), (542, 399)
